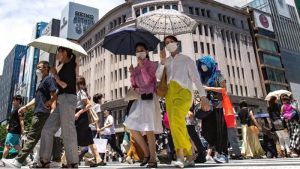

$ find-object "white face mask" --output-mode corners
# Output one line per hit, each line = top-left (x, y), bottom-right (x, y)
(36, 69), (43, 79)
(165, 42), (178, 53)
(201, 65), (208, 72)
(136, 52), (147, 59)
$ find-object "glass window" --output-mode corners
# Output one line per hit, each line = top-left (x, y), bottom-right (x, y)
(264, 67), (286, 83)
(124, 67), (128, 79)
(221, 30), (225, 40)
(204, 25), (208, 36)
(248, 52), (251, 62)
(218, 13), (222, 21)
(165, 5), (170, 9)
(251, 69), (254, 80)
(241, 20), (244, 29)
(119, 68), (122, 80)
(150, 6), (155, 11)
(235, 85), (239, 95)
(210, 26), (214, 38)
(227, 65), (230, 76)
(262, 54), (282, 67)
(194, 41), (198, 53)
(207, 43), (210, 54)
(242, 68), (245, 79)
(237, 67), (240, 78)
(135, 9), (140, 17)
(212, 44), (216, 55)
(232, 66), (235, 77)
(195, 8), (200, 16)
(224, 47), (227, 58)
(198, 24), (202, 35)
(257, 38), (278, 52)
(230, 84), (233, 94)
(142, 7), (148, 14)
(189, 7), (194, 15)
(207, 10), (211, 18)
(200, 42), (204, 53)
(172, 4), (178, 10)
(157, 6), (162, 9)
(201, 9), (205, 17)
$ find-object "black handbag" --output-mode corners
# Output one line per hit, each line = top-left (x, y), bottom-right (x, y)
(194, 103), (212, 119)
(141, 93), (153, 100)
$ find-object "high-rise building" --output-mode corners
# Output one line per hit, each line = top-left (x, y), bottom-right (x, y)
(78, 0), (266, 137)
(246, 0), (300, 101)
(39, 19), (61, 67)
(0, 45), (27, 122)
(23, 22), (48, 102)
(60, 2), (99, 40)
(295, 0), (300, 17)
(246, 8), (290, 96)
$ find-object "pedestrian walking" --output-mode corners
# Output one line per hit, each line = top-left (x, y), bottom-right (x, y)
(157, 36), (210, 168)
(1, 95), (24, 160)
(124, 42), (163, 168)
(2, 61), (57, 168)
(38, 47), (79, 168)
(75, 76), (104, 167)
(268, 96), (290, 157)
(238, 100), (265, 158)
(197, 55), (230, 163)
(281, 94), (300, 157)
(101, 110), (125, 162)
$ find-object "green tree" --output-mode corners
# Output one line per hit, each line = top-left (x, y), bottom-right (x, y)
(0, 125), (8, 145)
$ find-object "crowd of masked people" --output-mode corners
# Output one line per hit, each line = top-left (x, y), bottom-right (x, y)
(1, 35), (300, 168)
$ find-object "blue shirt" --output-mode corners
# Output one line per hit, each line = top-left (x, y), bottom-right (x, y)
(35, 75), (57, 114)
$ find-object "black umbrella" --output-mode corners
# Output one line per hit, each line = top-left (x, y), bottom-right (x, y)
(102, 27), (160, 55)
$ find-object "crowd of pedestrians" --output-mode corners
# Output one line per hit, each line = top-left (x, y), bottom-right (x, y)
(1, 35), (300, 169)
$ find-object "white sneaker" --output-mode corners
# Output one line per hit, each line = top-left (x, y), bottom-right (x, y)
(206, 155), (213, 161)
(50, 161), (62, 168)
(184, 160), (195, 167)
(2, 158), (22, 168)
(174, 160), (184, 168)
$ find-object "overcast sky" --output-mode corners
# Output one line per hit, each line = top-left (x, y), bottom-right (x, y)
(0, 0), (297, 75)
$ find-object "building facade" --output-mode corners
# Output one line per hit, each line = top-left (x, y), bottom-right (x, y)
(39, 19), (61, 67)
(78, 0), (266, 136)
(246, 8), (289, 96)
(60, 2), (99, 40)
(0, 45), (27, 122)
(246, 0), (300, 101)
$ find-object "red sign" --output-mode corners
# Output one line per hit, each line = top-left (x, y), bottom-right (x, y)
(259, 14), (269, 28)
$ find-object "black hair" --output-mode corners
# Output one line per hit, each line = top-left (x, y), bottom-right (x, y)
(268, 96), (277, 107)
(239, 100), (248, 108)
(57, 46), (75, 59)
(93, 93), (103, 103)
(281, 94), (290, 102)
(38, 61), (50, 70)
(135, 42), (150, 59)
(13, 95), (23, 104)
(163, 35), (179, 44)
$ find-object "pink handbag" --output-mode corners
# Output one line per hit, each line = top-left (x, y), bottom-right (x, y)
(163, 112), (170, 129)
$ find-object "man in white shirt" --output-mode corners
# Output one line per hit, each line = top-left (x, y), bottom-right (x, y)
(100, 110), (124, 161)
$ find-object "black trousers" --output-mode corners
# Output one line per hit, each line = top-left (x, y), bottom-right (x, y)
(201, 108), (228, 155)
(187, 125), (206, 160)
(101, 134), (124, 159)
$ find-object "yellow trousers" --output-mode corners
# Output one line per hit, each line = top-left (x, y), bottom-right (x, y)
(165, 81), (193, 156)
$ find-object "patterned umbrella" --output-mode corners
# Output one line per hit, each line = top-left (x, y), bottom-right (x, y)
(136, 9), (197, 35)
